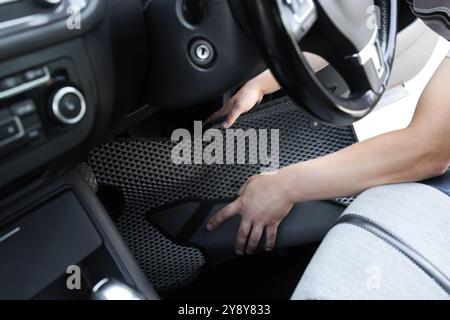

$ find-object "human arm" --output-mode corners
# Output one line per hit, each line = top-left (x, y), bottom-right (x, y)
(205, 53), (328, 128)
(207, 57), (450, 255)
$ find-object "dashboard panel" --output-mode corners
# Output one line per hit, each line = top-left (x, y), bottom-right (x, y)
(0, 0), (105, 60)
(0, 0), (149, 196)
(0, 0), (87, 38)
(0, 2), (159, 299)
(0, 40), (97, 191)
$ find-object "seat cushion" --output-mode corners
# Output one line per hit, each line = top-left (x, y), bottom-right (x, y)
(292, 183), (450, 300)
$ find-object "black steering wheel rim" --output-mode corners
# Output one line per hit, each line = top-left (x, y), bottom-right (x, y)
(242, 0), (398, 126)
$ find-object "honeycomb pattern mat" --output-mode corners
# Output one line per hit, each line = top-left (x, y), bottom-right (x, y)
(88, 96), (358, 291)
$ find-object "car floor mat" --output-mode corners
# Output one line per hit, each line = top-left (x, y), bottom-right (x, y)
(87, 96), (358, 291)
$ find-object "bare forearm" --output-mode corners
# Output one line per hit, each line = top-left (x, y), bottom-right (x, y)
(207, 57), (450, 255)
(280, 58), (450, 203)
(250, 53), (328, 95)
(279, 128), (446, 203)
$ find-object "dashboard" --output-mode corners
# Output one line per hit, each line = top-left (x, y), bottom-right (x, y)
(0, 0), (149, 196)
(0, 0), (266, 199)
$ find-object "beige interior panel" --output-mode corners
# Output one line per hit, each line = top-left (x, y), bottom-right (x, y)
(388, 19), (440, 86)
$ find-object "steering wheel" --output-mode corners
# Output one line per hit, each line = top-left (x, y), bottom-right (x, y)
(241, 0), (398, 126)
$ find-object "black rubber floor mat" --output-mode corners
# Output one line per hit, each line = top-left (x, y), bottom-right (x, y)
(87, 96), (358, 291)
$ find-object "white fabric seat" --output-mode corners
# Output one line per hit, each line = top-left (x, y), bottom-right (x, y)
(292, 183), (450, 300)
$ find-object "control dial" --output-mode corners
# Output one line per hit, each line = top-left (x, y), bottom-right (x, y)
(51, 86), (86, 125)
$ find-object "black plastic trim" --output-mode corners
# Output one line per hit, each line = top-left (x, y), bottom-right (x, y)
(69, 170), (160, 299)
(0, 169), (160, 300)
(176, 202), (214, 243)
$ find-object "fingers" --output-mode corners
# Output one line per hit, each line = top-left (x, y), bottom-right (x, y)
(235, 219), (252, 256)
(204, 111), (220, 126)
(207, 200), (240, 231)
(223, 107), (242, 129)
(204, 99), (234, 126)
(207, 87), (263, 129)
(204, 108), (228, 127)
(265, 224), (279, 252)
(246, 224), (264, 255)
(223, 96), (259, 128)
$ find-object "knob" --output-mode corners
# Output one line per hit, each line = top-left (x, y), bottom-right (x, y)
(51, 86), (86, 125)
(35, 0), (63, 7)
(92, 279), (145, 300)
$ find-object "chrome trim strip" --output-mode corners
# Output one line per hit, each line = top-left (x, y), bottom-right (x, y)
(0, 0), (21, 6)
(0, 227), (21, 243)
(336, 104), (371, 117)
(0, 67), (50, 100)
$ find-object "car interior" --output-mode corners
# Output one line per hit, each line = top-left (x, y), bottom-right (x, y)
(0, 0), (448, 300)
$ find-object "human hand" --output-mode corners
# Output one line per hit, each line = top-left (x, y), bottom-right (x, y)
(205, 70), (280, 129)
(206, 173), (294, 255)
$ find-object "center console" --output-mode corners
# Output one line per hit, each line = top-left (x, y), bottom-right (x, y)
(0, 49), (97, 190)
(0, 54), (156, 298)
(0, 60), (88, 161)
(0, 0), (157, 299)
(0, 0), (106, 191)
(0, 169), (158, 300)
